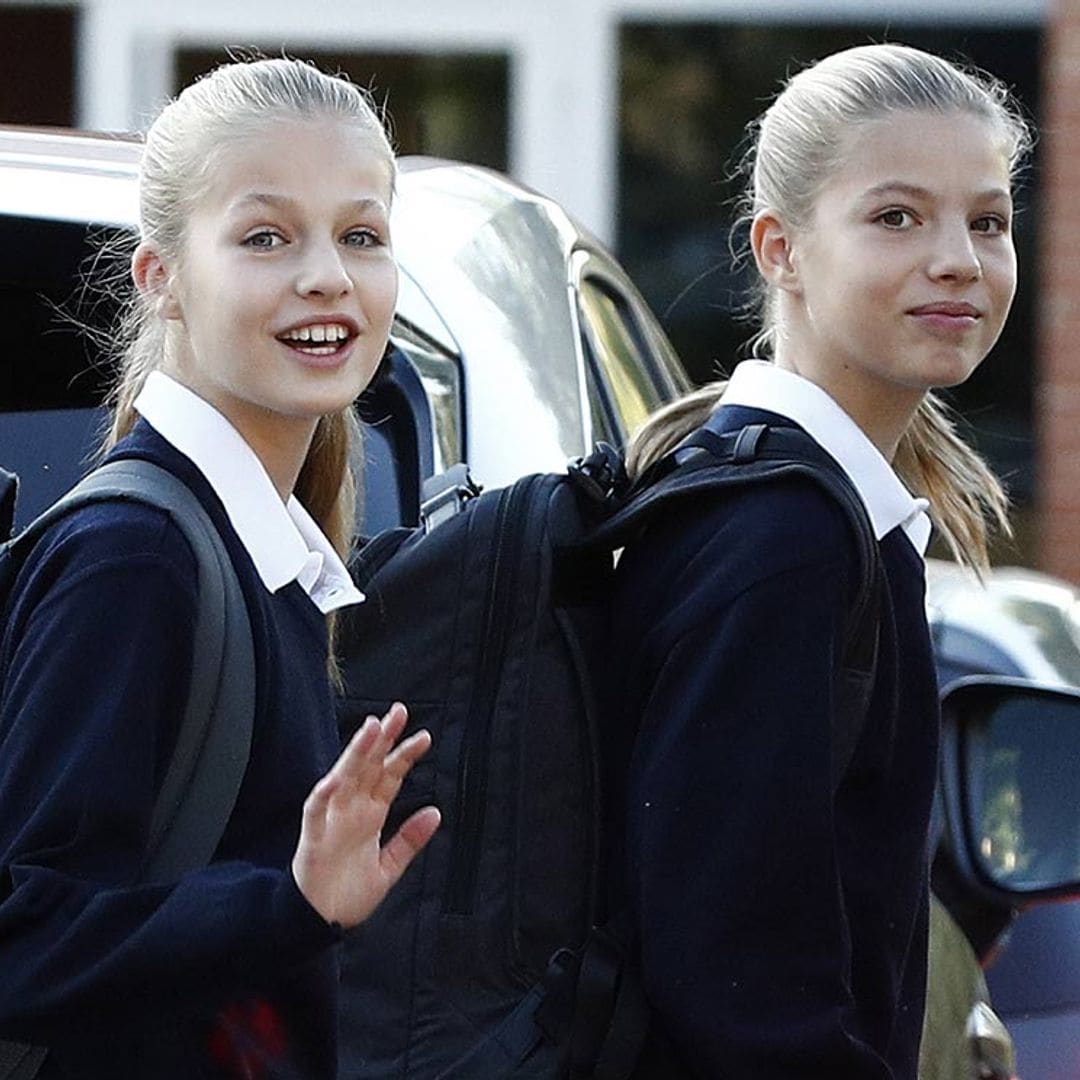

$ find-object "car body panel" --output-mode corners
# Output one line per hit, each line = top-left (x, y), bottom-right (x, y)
(0, 127), (141, 225)
(394, 159), (595, 485)
(393, 157), (688, 487)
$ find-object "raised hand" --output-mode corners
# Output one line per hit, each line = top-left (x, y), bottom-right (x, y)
(291, 702), (439, 928)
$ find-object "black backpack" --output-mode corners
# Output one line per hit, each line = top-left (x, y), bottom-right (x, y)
(334, 418), (882, 1080)
(0, 459), (256, 1080)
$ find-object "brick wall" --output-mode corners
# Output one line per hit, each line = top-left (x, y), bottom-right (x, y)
(1039, 0), (1080, 582)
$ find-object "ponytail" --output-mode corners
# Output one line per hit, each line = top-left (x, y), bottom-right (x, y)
(894, 394), (1009, 573)
(296, 410), (361, 689)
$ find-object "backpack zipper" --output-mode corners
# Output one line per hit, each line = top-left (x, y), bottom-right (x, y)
(444, 474), (538, 916)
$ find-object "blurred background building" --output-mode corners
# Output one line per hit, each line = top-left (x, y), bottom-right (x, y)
(4, 0), (1078, 578)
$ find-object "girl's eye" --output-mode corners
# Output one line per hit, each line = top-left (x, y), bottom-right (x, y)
(342, 228), (382, 248)
(243, 230), (285, 250)
(876, 208), (915, 229)
(972, 214), (1009, 235)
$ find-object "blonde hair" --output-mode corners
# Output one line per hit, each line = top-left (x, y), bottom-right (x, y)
(630, 43), (1033, 571)
(104, 57), (395, 563)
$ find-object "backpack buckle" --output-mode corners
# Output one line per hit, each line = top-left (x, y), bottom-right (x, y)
(568, 443), (628, 506)
(420, 464), (483, 533)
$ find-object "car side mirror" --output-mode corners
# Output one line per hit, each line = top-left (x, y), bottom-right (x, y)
(940, 676), (1080, 905)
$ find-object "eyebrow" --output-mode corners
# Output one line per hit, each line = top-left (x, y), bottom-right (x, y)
(860, 181), (1011, 203)
(230, 192), (388, 214)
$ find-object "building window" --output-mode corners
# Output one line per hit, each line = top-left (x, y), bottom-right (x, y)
(0, 5), (78, 126)
(175, 47), (509, 172)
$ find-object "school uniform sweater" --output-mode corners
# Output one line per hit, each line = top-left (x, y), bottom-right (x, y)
(605, 401), (939, 1079)
(0, 422), (345, 1078)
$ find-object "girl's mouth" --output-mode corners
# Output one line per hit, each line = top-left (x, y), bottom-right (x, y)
(277, 322), (354, 357)
(907, 302), (981, 336)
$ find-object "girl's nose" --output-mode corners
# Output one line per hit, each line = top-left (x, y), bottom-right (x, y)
(296, 242), (353, 298)
(928, 222), (982, 283)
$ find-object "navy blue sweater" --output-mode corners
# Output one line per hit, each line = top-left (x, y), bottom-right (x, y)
(0, 424), (343, 1078)
(605, 409), (938, 1078)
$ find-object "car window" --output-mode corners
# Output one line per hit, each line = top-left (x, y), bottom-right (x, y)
(0, 214), (119, 412)
(0, 407), (110, 530)
(0, 214), (119, 526)
(577, 276), (665, 443)
(581, 344), (619, 447)
(354, 347), (437, 536)
(390, 320), (462, 474)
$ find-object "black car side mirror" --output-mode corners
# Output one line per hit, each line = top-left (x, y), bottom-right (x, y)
(940, 677), (1080, 906)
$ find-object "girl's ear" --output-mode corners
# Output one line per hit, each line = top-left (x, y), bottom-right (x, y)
(132, 242), (182, 320)
(750, 209), (802, 295)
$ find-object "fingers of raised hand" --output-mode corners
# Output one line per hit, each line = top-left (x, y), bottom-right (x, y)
(379, 701), (409, 745)
(316, 704), (433, 813)
(383, 727), (432, 782)
(332, 703), (406, 783)
(379, 805), (442, 885)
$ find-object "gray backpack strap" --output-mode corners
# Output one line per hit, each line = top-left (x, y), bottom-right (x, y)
(0, 459), (256, 1078)
(35, 459), (257, 882)
(5, 459), (255, 875)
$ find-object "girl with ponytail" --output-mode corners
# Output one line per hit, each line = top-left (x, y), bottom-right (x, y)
(0, 58), (438, 1078)
(608, 42), (1030, 1078)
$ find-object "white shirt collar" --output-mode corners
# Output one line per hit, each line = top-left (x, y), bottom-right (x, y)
(720, 360), (932, 555)
(133, 371), (365, 613)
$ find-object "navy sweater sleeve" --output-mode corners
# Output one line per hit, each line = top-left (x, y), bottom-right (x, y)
(612, 480), (896, 1078)
(0, 500), (336, 1045)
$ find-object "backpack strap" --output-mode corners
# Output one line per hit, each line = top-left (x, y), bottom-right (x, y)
(549, 423), (884, 1080)
(688, 417), (881, 679)
(568, 913), (649, 1080)
(582, 420), (881, 781)
(0, 460), (256, 1080)
(685, 418), (882, 779)
(6, 459), (257, 883)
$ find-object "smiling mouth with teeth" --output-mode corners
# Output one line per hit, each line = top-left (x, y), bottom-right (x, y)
(278, 323), (352, 356)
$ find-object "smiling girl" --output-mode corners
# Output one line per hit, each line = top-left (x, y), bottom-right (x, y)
(605, 44), (1031, 1077)
(0, 59), (438, 1078)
